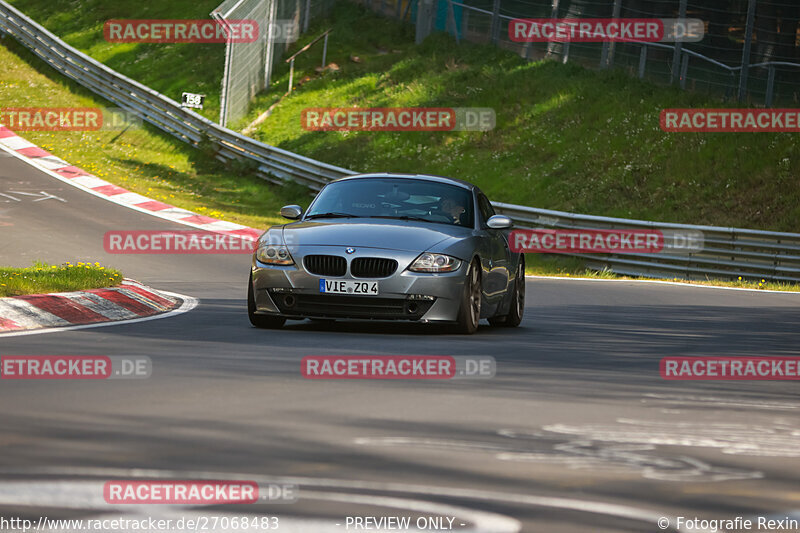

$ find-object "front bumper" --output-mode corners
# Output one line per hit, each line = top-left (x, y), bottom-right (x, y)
(251, 245), (467, 322)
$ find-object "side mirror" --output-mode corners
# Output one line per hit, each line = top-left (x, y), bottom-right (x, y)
(486, 214), (513, 229)
(280, 205), (303, 220)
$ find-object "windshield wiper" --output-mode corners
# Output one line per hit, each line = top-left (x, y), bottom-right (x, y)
(370, 215), (434, 223)
(305, 212), (359, 220)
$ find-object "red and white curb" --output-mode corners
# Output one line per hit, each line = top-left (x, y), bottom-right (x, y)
(0, 279), (191, 335)
(0, 125), (263, 242)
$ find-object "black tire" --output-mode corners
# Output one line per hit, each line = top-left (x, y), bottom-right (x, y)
(489, 257), (525, 327)
(454, 260), (481, 334)
(247, 273), (286, 329)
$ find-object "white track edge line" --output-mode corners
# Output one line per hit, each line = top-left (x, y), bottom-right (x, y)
(526, 275), (800, 295)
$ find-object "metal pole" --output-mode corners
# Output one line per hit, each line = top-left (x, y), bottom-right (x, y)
(765, 65), (776, 107)
(447, 0), (459, 43)
(303, 0), (311, 32)
(546, 0), (559, 58)
(288, 58), (295, 93)
(680, 53), (689, 89)
(321, 33), (328, 68)
(670, 0), (688, 83)
(264, 0), (278, 88)
(738, 0), (757, 102)
(638, 44), (647, 78)
(490, 0), (501, 45)
(600, 0), (622, 69)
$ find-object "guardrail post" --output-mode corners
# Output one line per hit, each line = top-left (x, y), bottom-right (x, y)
(766, 65), (776, 107)
(670, 0), (687, 83)
(638, 44), (647, 78)
(288, 58), (295, 94)
(490, 0), (501, 45)
(600, 0), (622, 69)
(738, 0), (757, 102)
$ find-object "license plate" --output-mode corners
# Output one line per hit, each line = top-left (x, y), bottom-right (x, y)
(319, 279), (379, 295)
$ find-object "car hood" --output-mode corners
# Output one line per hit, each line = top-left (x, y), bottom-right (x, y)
(282, 219), (470, 252)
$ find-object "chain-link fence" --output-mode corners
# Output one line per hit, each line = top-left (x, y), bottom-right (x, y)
(212, 0), (335, 127)
(363, 0), (800, 106)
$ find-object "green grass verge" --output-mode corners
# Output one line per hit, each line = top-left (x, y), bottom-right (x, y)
(0, 262), (123, 297)
(0, 39), (308, 230)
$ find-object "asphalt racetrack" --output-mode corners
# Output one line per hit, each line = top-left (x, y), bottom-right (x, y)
(2, 149), (800, 532)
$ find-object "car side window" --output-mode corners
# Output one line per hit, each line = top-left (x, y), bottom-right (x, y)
(477, 193), (495, 227)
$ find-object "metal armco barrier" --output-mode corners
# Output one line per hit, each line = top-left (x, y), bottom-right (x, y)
(2, 0), (799, 282)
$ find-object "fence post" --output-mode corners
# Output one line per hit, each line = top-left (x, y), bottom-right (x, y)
(600, 0), (622, 69)
(680, 53), (689, 89)
(738, 0), (757, 102)
(321, 32), (329, 67)
(490, 0), (501, 45)
(303, 0), (311, 32)
(462, 5), (470, 41)
(765, 65), (776, 107)
(670, 0), (687, 84)
(446, 0), (459, 42)
(638, 44), (647, 78)
(288, 58), (295, 94)
(545, 0), (559, 58)
(415, 0), (434, 43)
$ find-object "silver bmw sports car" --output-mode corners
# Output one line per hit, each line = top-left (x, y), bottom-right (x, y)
(247, 173), (525, 334)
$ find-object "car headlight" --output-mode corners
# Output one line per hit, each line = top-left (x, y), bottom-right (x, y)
(408, 253), (462, 273)
(256, 243), (294, 265)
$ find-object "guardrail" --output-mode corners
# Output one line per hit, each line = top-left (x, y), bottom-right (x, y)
(2, 0), (799, 283)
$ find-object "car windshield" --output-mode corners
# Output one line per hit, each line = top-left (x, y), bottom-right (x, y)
(304, 178), (475, 227)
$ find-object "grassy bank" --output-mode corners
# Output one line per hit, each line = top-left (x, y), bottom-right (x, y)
(6, 0), (800, 231)
(0, 262), (123, 297)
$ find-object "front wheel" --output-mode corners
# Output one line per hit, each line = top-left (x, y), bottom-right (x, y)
(454, 260), (481, 334)
(489, 257), (525, 327)
(247, 273), (286, 329)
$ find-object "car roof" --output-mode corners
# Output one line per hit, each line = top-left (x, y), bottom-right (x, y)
(330, 173), (476, 191)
